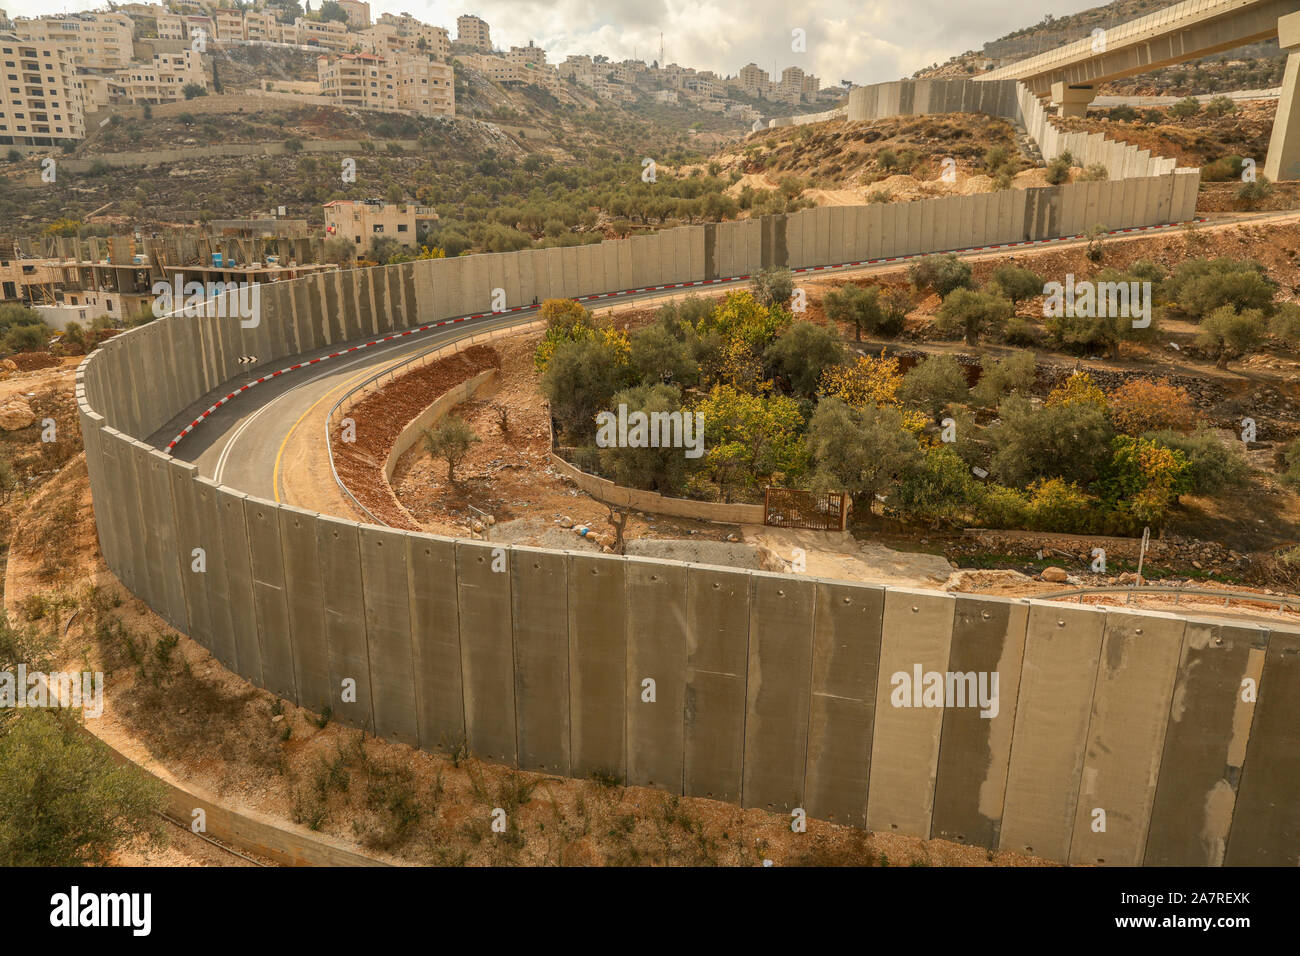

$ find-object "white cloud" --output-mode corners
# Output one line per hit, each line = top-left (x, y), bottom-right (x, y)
(3, 0), (1102, 84)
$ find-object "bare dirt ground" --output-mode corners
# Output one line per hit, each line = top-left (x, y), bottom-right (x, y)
(712, 114), (1047, 207)
(1056, 99), (1276, 168)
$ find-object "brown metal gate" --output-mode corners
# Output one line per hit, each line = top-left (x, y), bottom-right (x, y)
(763, 488), (848, 531)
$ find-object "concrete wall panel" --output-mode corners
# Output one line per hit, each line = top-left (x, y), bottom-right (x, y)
(568, 552), (626, 780)
(866, 588), (955, 838)
(336, 270), (362, 342)
(315, 514), (373, 730)
(1224, 628), (1300, 865)
(277, 504), (332, 716)
(931, 596), (1029, 849)
(145, 449), (188, 632)
(1069, 610), (1185, 866)
(455, 539), (517, 764)
(192, 477), (237, 670)
(827, 206), (847, 265)
(626, 557), (687, 792)
(358, 526), (420, 746)
(167, 461), (209, 646)
(803, 579), (884, 828)
(1145, 621), (1267, 866)
(999, 602), (1105, 861)
(865, 204), (884, 260)
(615, 241), (636, 293)
(215, 485), (263, 686)
(510, 545), (569, 774)
(683, 565), (749, 803)
(243, 496), (299, 703)
(406, 534), (465, 752)
(742, 573), (816, 813)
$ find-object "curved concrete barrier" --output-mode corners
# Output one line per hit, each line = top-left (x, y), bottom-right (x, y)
(75, 79), (1298, 866)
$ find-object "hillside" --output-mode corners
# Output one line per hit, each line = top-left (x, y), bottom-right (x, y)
(704, 113), (1051, 206)
(0, 48), (764, 244)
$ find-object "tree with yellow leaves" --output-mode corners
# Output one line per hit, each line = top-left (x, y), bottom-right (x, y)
(1045, 370), (1107, 410)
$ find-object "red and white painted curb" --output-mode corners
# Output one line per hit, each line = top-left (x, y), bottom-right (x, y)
(166, 216), (1204, 452)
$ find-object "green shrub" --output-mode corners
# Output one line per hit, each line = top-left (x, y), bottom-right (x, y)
(935, 288), (1013, 345)
(987, 264), (1043, 306)
(907, 254), (973, 299)
(1145, 427), (1250, 496)
(898, 354), (969, 420)
(1161, 258), (1276, 320)
(971, 352), (1036, 408)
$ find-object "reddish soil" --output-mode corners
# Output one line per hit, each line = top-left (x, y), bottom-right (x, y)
(331, 345), (500, 529)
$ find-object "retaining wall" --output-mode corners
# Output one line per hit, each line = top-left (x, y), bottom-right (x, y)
(547, 454), (766, 524)
(72, 109), (1292, 866)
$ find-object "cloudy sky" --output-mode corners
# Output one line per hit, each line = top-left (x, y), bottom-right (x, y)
(6, 0), (1107, 85)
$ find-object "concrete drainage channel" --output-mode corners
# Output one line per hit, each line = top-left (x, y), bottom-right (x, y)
(75, 77), (1300, 866)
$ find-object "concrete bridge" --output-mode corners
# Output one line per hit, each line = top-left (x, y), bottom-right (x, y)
(977, 0), (1300, 179)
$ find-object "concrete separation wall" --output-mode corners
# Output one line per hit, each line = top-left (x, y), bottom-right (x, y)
(548, 453), (765, 525)
(73, 154), (1291, 866)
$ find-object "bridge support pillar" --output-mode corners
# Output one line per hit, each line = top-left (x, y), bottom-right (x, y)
(1265, 12), (1300, 181)
(1051, 82), (1096, 119)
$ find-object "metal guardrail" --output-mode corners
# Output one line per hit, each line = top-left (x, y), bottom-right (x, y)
(1036, 584), (1300, 612)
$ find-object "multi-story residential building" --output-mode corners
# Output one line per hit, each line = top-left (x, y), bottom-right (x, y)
(362, 21), (449, 59)
(214, 9), (245, 41)
(0, 32), (84, 145)
(244, 11), (277, 43)
(455, 14), (491, 51)
(115, 49), (206, 103)
(73, 48), (206, 109)
(737, 62), (769, 95)
(337, 0), (371, 29)
(156, 12), (185, 40)
(323, 199), (438, 247)
(779, 66), (819, 99)
(13, 12), (133, 70)
(183, 14), (215, 44)
(295, 17), (350, 51)
(508, 41), (545, 69)
(318, 51), (454, 116)
(459, 52), (521, 86)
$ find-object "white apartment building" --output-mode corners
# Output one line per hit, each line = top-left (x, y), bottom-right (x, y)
(456, 14), (491, 51)
(13, 12), (133, 70)
(0, 32), (84, 145)
(318, 51), (454, 117)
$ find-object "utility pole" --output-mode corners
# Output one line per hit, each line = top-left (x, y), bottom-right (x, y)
(659, 32), (664, 67)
